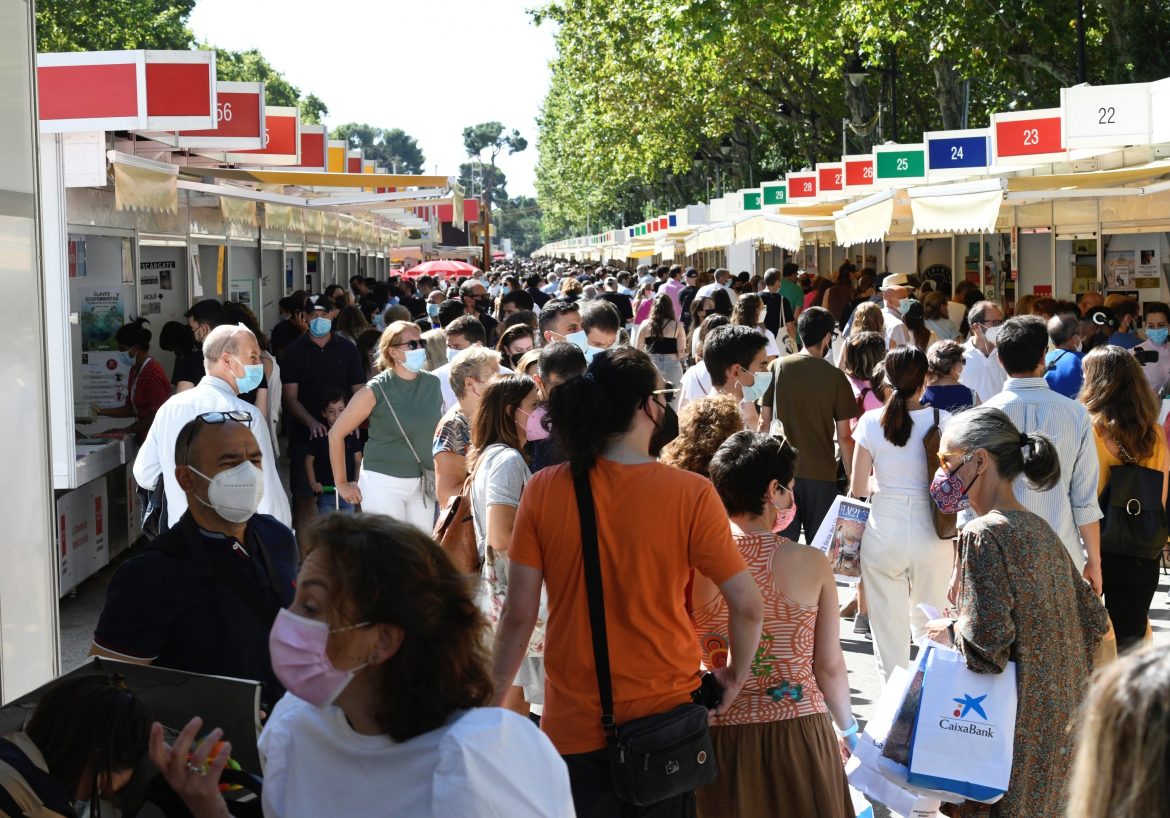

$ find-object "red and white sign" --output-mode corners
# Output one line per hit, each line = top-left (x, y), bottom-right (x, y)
(817, 162), (844, 192)
(38, 50), (216, 133)
(165, 81), (265, 149)
(786, 172), (818, 199)
(992, 108), (1066, 163)
(347, 150), (363, 174)
(290, 124), (327, 171)
(228, 106), (301, 165)
(844, 155), (875, 190)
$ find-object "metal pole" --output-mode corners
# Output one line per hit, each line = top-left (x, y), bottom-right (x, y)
(842, 117), (848, 158)
(1076, 0), (1087, 83)
(891, 50), (899, 143)
(482, 170), (491, 272)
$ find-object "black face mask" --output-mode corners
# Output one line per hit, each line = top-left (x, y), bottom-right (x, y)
(647, 396), (680, 457)
(475, 295), (492, 312)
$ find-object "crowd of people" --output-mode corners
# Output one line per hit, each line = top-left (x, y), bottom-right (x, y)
(4, 260), (1170, 817)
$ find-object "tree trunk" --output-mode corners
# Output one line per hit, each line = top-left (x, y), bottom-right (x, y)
(931, 57), (965, 131)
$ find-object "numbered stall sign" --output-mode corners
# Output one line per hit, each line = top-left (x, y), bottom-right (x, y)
(844, 154), (876, 193)
(874, 144), (927, 186)
(327, 140), (347, 173)
(1153, 78), (1170, 145)
(290, 123), (328, 172)
(1061, 82), (1153, 148)
(991, 108), (1066, 164)
(742, 190), (763, 211)
(228, 106), (301, 166)
(925, 129), (990, 179)
(817, 162), (845, 193)
(170, 81), (265, 150)
(762, 181), (788, 206)
(786, 172), (818, 200)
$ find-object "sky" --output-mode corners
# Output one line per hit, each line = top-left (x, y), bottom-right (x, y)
(188, 0), (557, 197)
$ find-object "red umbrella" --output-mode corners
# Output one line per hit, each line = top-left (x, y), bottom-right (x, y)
(404, 259), (481, 278)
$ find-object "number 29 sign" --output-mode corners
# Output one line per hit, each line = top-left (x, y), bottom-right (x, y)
(1061, 82), (1152, 148)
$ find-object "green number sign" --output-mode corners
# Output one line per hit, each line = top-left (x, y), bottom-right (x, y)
(875, 149), (926, 179)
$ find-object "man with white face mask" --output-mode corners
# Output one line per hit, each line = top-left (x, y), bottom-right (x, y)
(878, 272), (914, 348)
(134, 323), (291, 528)
(959, 300), (1007, 403)
(95, 414), (299, 709)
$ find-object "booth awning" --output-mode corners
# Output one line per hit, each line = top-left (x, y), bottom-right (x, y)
(110, 153), (178, 214)
(733, 214), (802, 251)
(910, 179), (1006, 235)
(684, 222), (734, 255)
(834, 190), (895, 247)
(184, 167), (451, 189)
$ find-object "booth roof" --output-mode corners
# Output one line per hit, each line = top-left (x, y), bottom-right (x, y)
(184, 167), (451, 189)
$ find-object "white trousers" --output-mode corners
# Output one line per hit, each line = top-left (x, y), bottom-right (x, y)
(860, 491), (954, 680)
(358, 469), (434, 533)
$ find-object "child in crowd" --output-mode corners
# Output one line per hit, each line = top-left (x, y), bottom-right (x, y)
(305, 390), (363, 514)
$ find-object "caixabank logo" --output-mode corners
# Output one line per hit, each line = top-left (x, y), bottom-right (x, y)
(938, 693), (995, 738)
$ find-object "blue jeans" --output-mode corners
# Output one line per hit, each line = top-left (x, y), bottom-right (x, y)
(316, 493), (354, 515)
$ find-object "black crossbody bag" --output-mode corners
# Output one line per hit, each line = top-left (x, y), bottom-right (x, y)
(571, 465), (717, 806)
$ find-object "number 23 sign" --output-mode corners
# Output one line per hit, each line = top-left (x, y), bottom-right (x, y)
(992, 108), (1065, 162)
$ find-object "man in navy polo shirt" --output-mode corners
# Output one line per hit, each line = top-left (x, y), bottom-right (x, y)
(281, 297), (365, 531)
(93, 413), (298, 710)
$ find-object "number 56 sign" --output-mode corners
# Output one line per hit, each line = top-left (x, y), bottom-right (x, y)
(1061, 82), (1153, 148)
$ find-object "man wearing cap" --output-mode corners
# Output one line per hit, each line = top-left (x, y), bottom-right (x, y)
(879, 273), (914, 348)
(281, 298), (365, 531)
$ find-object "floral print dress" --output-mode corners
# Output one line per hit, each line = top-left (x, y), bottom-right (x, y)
(953, 509), (1108, 817)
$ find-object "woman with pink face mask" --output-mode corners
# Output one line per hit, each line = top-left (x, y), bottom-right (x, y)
(467, 374), (548, 718)
(150, 513), (573, 818)
(690, 431), (855, 818)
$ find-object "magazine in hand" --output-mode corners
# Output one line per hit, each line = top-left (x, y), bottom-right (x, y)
(810, 495), (870, 584)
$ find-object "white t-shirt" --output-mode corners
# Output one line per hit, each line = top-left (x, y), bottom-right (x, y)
(679, 360), (714, 411)
(761, 327), (780, 358)
(882, 308), (911, 348)
(259, 695), (573, 818)
(852, 406), (951, 495)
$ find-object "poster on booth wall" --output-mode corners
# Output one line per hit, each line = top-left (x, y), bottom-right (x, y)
(1106, 250), (1136, 290)
(78, 287), (125, 352)
(229, 278), (256, 308)
(138, 259), (177, 318)
(79, 352), (129, 408)
(1136, 247), (1161, 288)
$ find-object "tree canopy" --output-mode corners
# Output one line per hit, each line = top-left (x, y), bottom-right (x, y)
(330, 124), (426, 173)
(532, 0), (1170, 240)
(462, 122), (528, 207)
(212, 47), (329, 124)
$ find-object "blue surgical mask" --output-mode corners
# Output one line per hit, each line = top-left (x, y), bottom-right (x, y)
(309, 316), (332, 337)
(446, 346), (464, 363)
(119, 350), (136, 366)
(1148, 328), (1169, 346)
(741, 369), (773, 402)
(426, 303), (441, 319)
(232, 356), (264, 394)
(404, 348), (427, 372)
(564, 330), (589, 353)
(897, 298), (913, 316)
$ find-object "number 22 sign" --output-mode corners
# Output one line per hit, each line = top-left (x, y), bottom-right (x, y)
(1061, 82), (1152, 148)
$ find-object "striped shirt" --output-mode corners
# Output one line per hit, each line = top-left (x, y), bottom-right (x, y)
(983, 377), (1102, 569)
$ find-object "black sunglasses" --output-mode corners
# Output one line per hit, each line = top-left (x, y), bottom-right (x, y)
(393, 339), (425, 350)
(196, 410), (252, 425)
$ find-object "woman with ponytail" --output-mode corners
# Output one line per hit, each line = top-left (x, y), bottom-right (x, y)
(924, 407), (1107, 817)
(850, 346), (954, 679)
(488, 347), (764, 816)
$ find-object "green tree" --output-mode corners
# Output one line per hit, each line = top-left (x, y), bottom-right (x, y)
(331, 124), (426, 173)
(36, 0), (195, 52)
(458, 162), (508, 206)
(212, 46), (329, 124)
(462, 122), (527, 208)
(495, 195), (543, 256)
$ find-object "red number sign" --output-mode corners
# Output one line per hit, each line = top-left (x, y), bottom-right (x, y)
(788, 174), (817, 198)
(845, 159), (875, 187)
(994, 116), (1063, 158)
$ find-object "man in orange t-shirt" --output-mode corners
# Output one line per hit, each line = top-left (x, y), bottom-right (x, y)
(490, 346), (763, 817)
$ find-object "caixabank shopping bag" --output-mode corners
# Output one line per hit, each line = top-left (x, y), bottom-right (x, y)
(907, 647), (1017, 803)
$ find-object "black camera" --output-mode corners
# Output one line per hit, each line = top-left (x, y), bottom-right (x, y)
(1134, 347), (1159, 365)
(693, 672), (724, 710)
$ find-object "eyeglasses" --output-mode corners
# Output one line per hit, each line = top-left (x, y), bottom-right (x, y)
(196, 410), (252, 425)
(393, 339), (425, 350)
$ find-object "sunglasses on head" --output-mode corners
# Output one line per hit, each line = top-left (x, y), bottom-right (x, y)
(196, 410), (252, 425)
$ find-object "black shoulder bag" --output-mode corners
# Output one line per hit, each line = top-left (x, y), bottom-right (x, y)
(1099, 440), (1167, 560)
(571, 465), (717, 806)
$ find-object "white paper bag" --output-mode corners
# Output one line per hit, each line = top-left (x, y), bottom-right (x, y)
(908, 647), (1017, 803)
(848, 665), (944, 817)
